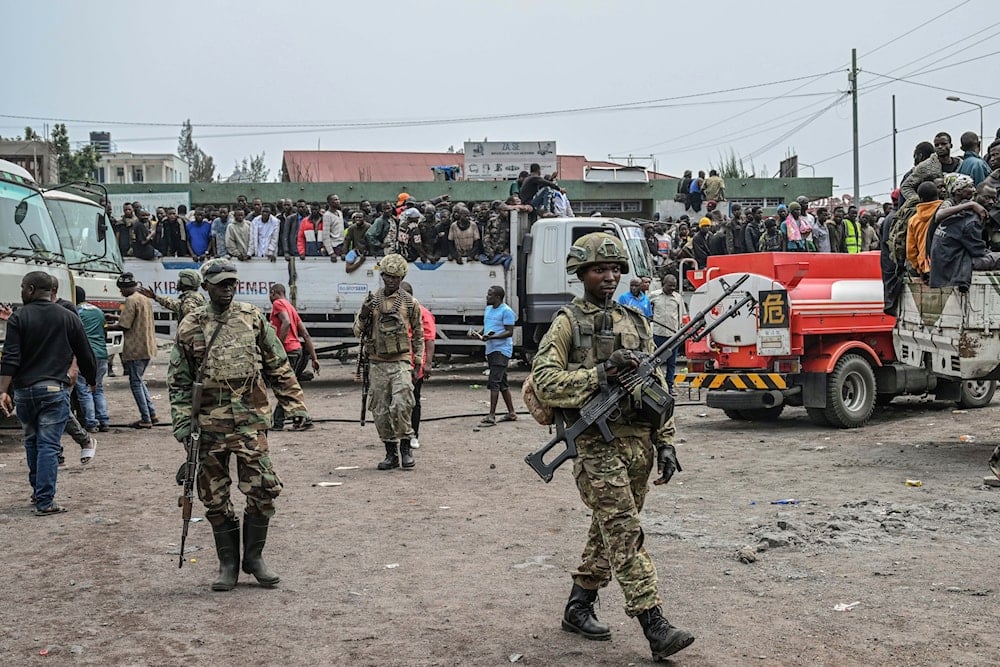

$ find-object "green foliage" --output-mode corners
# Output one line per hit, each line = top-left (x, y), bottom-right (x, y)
(711, 148), (757, 179)
(50, 123), (99, 183)
(178, 119), (216, 182)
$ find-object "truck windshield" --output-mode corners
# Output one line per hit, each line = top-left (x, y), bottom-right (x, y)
(620, 225), (652, 278)
(0, 179), (64, 260)
(46, 196), (123, 273)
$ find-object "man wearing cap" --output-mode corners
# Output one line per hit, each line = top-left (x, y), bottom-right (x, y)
(530, 232), (693, 661)
(137, 269), (207, 321)
(168, 258), (308, 592)
(691, 217), (712, 268)
(107, 272), (158, 428)
(354, 254), (424, 470)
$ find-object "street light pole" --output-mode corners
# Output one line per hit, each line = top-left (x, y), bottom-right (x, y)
(946, 95), (984, 145)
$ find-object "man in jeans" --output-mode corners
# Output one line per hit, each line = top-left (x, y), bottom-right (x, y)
(108, 272), (158, 428)
(75, 286), (110, 435)
(0, 272), (96, 515)
(267, 283), (318, 430)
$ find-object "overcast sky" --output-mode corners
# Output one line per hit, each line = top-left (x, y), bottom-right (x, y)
(5, 0), (996, 197)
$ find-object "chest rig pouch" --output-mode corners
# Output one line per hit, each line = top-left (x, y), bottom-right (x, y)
(202, 305), (261, 382)
(373, 290), (411, 356)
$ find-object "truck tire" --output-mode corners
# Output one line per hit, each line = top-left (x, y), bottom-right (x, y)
(741, 405), (785, 421)
(806, 408), (830, 426)
(724, 409), (749, 421)
(957, 380), (997, 408)
(822, 354), (876, 429)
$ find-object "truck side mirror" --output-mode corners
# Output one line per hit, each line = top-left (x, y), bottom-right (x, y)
(97, 213), (107, 243)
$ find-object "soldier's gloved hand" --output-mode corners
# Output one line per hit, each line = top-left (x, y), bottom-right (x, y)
(654, 444), (681, 486)
(603, 349), (638, 377)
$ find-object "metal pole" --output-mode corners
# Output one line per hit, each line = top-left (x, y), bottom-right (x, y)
(892, 95), (898, 190)
(851, 48), (860, 207)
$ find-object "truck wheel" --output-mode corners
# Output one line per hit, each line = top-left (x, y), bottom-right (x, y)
(822, 354), (876, 428)
(806, 408), (830, 426)
(723, 409), (749, 421)
(741, 405), (785, 421)
(957, 380), (997, 408)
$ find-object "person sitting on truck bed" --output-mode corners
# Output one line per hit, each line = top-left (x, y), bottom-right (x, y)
(929, 181), (1000, 291)
(479, 203), (512, 269)
(448, 205), (481, 265)
(905, 180), (942, 279)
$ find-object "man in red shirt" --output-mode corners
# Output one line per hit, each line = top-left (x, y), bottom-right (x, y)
(268, 283), (318, 430)
(401, 282), (435, 449)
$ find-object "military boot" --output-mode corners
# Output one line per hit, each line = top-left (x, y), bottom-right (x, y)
(636, 606), (694, 660)
(561, 584), (611, 640)
(210, 517), (240, 592)
(377, 441), (399, 470)
(399, 438), (415, 469)
(241, 514), (280, 587)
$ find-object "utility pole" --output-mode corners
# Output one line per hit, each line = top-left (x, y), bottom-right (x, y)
(850, 48), (860, 206)
(892, 95), (898, 190)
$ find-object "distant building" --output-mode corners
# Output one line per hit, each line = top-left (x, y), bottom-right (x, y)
(94, 152), (189, 185)
(281, 150), (673, 183)
(0, 140), (58, 183)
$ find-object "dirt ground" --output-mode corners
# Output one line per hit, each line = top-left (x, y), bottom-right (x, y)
(2, 350), (999, 667)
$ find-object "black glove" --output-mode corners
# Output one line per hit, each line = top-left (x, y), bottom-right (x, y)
(603, 349), (637, 375)
(654, 444), (681, 486)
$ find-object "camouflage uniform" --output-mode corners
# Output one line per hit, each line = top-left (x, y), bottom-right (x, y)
(533, 296), (675, 616)
(168, 300), (305, 522)
(156, 290), (206, 320)
(353, 254), (423, 466)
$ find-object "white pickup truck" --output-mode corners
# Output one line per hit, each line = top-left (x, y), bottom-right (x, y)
(125, 213), (655, 357)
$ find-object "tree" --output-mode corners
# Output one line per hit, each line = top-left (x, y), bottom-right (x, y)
(177, 119), (216, 182)
(50, 123), (99, 183)
(23, 126), (41, 141)
(711, 148), (757, 179)
(243, 152), (270, 183)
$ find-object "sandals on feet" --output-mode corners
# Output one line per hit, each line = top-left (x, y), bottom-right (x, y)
(480, 416), (497, 427)
(498, 413), (518, 422)
(80, 440), (96, 465)
(34, 503), (67, 516)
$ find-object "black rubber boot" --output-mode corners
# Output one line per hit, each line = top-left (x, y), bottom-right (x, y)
(561, 584), (611, 640)
(210, 517), (240, 592)
(636, 606), (694, 660)
(377, 441), (399, 470)
(399, 438), (415, 469)
(241, 514), (280, 587)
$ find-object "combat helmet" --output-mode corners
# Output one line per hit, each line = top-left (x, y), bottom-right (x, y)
(177, 269), (202, 290)
(377, 253), (408, 278)
(565, 232), (630, 275)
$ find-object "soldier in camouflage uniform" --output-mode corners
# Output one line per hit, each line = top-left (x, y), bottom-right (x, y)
(353, 254), (423, 470)
(531, 232), (694, 661)
(137, 269), (206, 320)
(167, 259), (307, 592)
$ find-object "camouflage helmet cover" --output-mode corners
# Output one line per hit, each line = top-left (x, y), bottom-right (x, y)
(565, 232), (630, 275)
(177, 269), (202, 290)
(377, 253), (409, 277)
(201, 258), (239, 284)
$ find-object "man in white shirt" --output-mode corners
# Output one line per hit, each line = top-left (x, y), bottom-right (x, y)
(648, 274), (687, 395)
(322, 194), (345, 261)
(553, 188), (575, 217)
(250, 204), (280, 261)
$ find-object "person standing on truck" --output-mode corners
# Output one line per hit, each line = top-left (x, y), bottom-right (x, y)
(211, 207), (230, 258)
(225, 209), (252, 261)
(0, 271), (97, 515)
(901, 132), (964, 201)
(323, 194), (345, 261)
(186, 209), (213, 261)
(117, 203), (136, 257)
(649, 275), (686, 395)
(518, 163), (560, 215)
(530, 232), (693, 661)
(692, 217), (712, 268)
(169, 259), (308, 592)
(354, 254), (423, 471)
(250, 205), (280, 261)
(130, 210), (159, 260)
(137, 269), (207, 320)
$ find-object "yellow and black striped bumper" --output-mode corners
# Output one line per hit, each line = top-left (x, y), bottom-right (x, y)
(674, 372), (789, 390)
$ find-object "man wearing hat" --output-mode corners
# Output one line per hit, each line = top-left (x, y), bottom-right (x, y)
(137, 269), (206, 321)
(107, 272), (159, 428)
(354, 254), (424, 470)
(168, 258), (308, 591)
(691, 217), (713, 268)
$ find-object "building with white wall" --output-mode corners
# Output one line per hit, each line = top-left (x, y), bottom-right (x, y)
(95, 152), (189, 185)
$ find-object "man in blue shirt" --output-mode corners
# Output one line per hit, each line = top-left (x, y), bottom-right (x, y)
(75, 286), (110, 438)
(957, 131), (991, 186)
(617, 278), (652, 317)
(211, 206), (230, 258)
(478, 285), (517, 425)
(186, 209), (213, 260)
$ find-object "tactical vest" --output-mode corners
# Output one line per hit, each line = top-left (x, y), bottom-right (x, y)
(202, 303), (261, 382)
(559, 300), (650, 371)
(370, 289), (414, 357)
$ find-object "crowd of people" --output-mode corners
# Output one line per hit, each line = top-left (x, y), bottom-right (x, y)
(109, 163), (580, 274)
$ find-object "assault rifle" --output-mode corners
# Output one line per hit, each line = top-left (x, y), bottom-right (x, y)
(178, 379), (203, 568)
(525, 273), (754, 483)
(356, 310), (372, 427)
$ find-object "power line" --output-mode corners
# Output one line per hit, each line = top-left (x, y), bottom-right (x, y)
(862, 71), (1000, 101)
(859, 0), (972, 59)
(745, 97), (848, 159)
